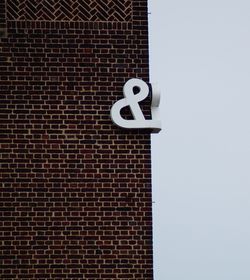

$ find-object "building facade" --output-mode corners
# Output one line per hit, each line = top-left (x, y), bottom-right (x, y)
(0, 1), (154, 279)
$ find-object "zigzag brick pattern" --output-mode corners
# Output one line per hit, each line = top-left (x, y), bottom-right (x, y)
(7, 0), (132, 22)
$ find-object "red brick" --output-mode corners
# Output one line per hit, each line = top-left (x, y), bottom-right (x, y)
(0, 1), (153, 279)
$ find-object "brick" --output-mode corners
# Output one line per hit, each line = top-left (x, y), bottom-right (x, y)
(0, 0), (153, 279)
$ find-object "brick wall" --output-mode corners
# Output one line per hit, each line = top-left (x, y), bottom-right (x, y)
(0, 1), (153, 279)
(0, 0), (6, 36)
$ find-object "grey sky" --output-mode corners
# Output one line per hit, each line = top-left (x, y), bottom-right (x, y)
(149, 1), (250, 279)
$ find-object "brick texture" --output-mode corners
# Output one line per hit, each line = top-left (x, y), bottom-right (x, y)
(0, 1), (153, 279)
(0, 0), (7, 34)
(7, 0), (132, 22)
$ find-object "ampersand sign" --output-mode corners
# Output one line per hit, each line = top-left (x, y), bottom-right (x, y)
(111, 78), (161, 133)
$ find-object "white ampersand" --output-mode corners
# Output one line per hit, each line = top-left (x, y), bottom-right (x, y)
(111, 78), (161, 133)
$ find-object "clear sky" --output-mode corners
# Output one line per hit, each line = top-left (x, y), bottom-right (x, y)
(149, 1), (250, 279)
